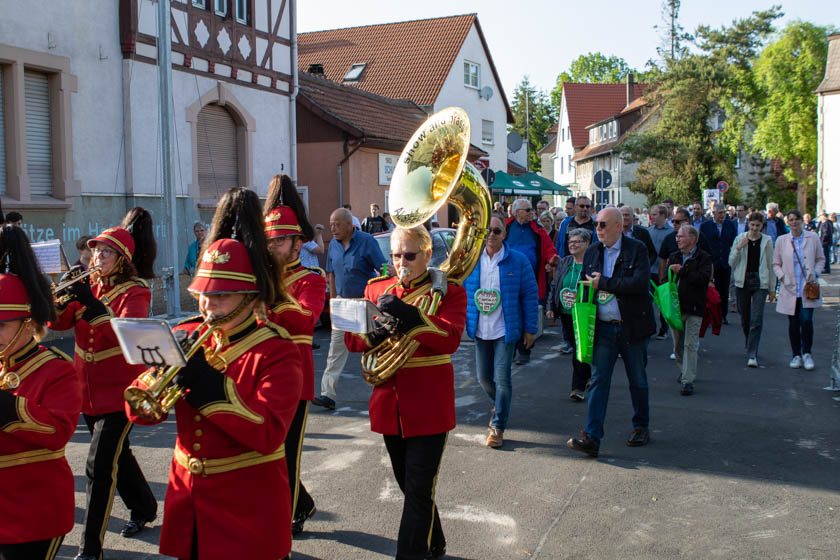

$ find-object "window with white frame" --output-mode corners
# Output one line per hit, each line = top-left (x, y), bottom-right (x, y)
(343, 63), (366, 82)
(481, 120), (494, 145)
(560, 156), (564, 175)
(561, 128), (565, 142)
(463, 61), (480, 89)
(214, 0), (227, 16)
(0, 68), (6, 196)
(192, 0), (206, 8)
(235, 0), (248, 23)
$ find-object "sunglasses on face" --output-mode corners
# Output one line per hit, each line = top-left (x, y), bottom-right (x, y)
(487, 227), (504, 235)
(392, 252), (418, 261)
(578, 204), (592, 209)
(595, 221), (610, 229)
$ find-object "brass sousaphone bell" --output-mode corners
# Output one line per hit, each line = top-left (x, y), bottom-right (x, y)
(361, 107), (492, 385)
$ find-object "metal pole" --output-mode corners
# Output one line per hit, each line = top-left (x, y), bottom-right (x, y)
(525, 90), (530, 173)
(158, 0), (181, 316)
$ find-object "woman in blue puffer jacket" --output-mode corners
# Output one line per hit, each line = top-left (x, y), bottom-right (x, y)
(465, 216), (539, 449)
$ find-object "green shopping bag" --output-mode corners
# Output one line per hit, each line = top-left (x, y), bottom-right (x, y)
(651, 269), (683, 331)
(572, 281), (597, 365)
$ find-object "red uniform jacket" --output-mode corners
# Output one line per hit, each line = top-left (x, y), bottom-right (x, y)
(126, 315), (302, 560)
(345, 272), (466, 438)
(266, 260), (326, 401)
(0, 340), (82, 543)
(504, 217), (558, 300)
(50, 278), (150, 415)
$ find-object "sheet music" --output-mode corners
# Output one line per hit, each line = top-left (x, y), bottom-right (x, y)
(329, 298), (380, 334)
(31, 239), (69, 274)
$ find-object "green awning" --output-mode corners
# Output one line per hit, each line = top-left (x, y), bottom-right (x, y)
(489, 171), (572, 196)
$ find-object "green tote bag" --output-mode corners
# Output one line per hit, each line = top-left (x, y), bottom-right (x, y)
(572, 281), (597, 365)
(651, 269), (683, 331)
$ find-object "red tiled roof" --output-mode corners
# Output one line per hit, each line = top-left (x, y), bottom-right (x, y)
(298, 72), (428, 144)
(298, 14), (512, 120)
(564, 83), (648, 149)
(538, 135), (556, 155)
(573, 105), (655, 162)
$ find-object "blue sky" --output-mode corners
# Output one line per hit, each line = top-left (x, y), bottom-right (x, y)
(298, 1), (839, 100)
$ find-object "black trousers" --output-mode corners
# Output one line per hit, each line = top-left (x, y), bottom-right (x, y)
(559, 313), (592, 391)
(80, 411), (157, 557)
(713, 266), (731, 321)
(286, 399), (315, 519)
(383, 433), (447, 560)
(0, 537), (63, 560)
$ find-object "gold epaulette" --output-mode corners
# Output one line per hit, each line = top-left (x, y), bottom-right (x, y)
(176, 314), (204, 327)
(305, 266), (326, 278)
(367, 274), (392, 285)
(263, 321), (294, 341)
(47, 346), (72, 362)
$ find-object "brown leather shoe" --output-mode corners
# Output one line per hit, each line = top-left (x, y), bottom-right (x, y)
(485, 428), (503, 448)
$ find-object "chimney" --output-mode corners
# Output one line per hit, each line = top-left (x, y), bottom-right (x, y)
(626, 72), (635, 106)
(307, 63), (324, 76)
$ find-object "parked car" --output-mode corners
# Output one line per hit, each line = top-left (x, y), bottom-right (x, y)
(374, 228), (457, 267)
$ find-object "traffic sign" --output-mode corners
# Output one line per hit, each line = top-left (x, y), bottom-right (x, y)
(717, 180), (729, 193)
(594, 170), (612, 189)
(480, 168), (496, 186)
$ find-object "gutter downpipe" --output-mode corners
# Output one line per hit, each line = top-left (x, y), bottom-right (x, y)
(337, 138), (366, 207)
(289, 0), (298, 180)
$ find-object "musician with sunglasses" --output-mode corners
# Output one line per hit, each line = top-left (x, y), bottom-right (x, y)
(345, 225), (466, 560)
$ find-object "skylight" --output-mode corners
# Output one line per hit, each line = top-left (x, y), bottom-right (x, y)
(343, 63), (366, 82)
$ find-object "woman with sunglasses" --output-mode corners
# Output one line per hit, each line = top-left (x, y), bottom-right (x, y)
(465, 217), (538, 448)
(546, 228), (592, 401)
(345, 225), (466, 560)
(50, 210), (158, 560)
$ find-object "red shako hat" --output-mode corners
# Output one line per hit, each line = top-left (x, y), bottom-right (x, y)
(0, 274), (31, 322)
(188, 238), (259, 294)
(87, 227), (135, 261)
(264, 206), (302, 239)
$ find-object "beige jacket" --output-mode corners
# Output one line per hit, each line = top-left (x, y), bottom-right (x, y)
(728, 233), (775, 290)
(772, 231), (824, 315)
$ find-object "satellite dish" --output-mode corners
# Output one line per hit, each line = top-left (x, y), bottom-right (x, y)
(480, 86), (494, 100)
(507, 131), (523, 153)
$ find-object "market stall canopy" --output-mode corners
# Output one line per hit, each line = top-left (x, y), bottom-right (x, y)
(489, 171), (572, 195)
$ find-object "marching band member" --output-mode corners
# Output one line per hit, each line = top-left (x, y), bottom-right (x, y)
(345, 225), (467, 560)
(50, 210), (159, 560)
(126, 187), (302, 560)
(264, 174), (326, 535)
(0, 226), (82, 560)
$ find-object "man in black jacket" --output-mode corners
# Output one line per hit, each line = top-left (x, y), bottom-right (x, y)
(620, 205), (656, 265)
(666, 225), (713, 396)
(567, 207), (655, 458)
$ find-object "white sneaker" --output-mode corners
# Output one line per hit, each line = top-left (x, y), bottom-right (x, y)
(747, 357), (758, 368)
(803, 354), (815, 371)
(789, 355), (803, 369)
(669, 353), (676, 360)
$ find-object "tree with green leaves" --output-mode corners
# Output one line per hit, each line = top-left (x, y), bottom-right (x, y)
(655, 0), (691, 62)
(511, 76), (556, 172)
(751, 21), (832, 211)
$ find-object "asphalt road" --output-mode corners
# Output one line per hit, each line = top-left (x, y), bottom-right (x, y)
(48, 281), (840, 559)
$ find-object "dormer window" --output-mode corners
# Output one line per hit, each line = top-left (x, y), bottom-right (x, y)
(343, 63), (367, 82)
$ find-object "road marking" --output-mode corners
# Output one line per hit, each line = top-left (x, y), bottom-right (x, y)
(455, 394), (480, 407)
(451, 432), (486, 444)
(441, 505), (517, 544)
(532, 468), (592, 559)
(317, 450), (365, 472)
(378, 478), (402, 502)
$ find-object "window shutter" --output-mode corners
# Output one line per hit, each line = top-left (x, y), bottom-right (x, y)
(196, 104), (240, 199)
(0, 69), (6, 196)
(24, 70), (53, 196)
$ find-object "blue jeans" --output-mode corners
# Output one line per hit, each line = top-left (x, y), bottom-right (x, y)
(474, 337), (515, 431)
(584, 321), (650, 443)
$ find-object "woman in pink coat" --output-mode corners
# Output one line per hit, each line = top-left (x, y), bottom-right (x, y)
(772, 209), (824, 371)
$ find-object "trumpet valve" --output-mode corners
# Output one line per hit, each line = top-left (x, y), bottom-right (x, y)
(123, 386), (166, 422)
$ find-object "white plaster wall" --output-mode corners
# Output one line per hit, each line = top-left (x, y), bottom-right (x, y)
(126, 61), (291, 197)
(0, 0), (127, 194)
(820, 94), (840, 212)
(434, 25), (507, 171)
(553, 93), (576, 186)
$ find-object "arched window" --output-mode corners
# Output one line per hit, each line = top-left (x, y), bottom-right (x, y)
(196, 103), (240, 199)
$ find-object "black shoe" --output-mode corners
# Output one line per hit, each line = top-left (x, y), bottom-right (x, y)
(120, 519), (149, 538)
(292, 504), (317, 536)
(311, 395), (335, 410)
(426, 544), (447, 559)
(680, 383), (694, 396)
(566, 432), (599, 457)
(312, 342), (321, 350)
(626, 428), (650, 447)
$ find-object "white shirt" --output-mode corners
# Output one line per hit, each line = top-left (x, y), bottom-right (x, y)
(476, 246), (507, 340)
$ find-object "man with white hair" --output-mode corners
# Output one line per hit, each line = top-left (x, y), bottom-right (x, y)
(700, 203), (737, 323)
(763, 202), (788, 246)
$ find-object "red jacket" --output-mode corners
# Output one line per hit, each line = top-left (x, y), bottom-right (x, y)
(126, 315), (302, 560)
(0, 340), (82, 543)
(265, 259), (326, 401)
(345, 272), (466, 437)
(50, 278), (150, 415)
(504, 217), (558, 300)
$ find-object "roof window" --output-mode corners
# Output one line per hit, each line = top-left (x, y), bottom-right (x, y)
(343, 63), (367, 82)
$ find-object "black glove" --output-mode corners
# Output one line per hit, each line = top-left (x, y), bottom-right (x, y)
(0, 390), (20, 429)
(377, 294), (424, 335)
(66, 272), (97, 307)
(366, 322), (390, 347)
(175, 347), (229, 409)
(81, 297), (108, 323)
